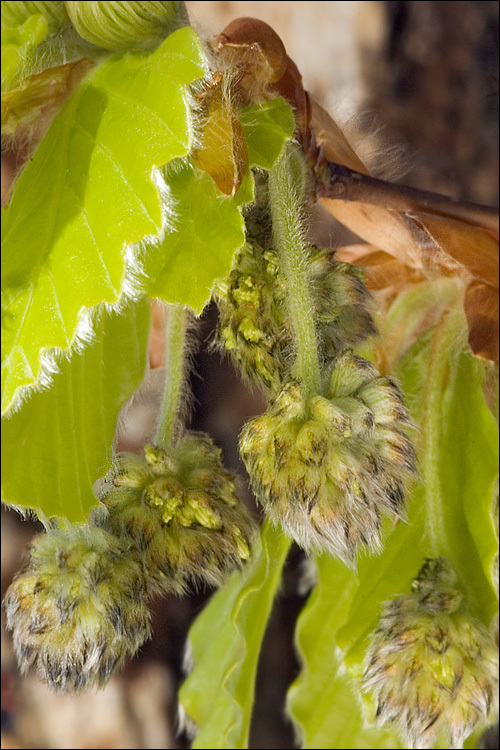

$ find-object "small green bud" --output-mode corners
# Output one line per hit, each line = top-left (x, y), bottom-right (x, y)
(4, 527), (151, 692)
(310, 395), (351, 436)
(333, 396), (374, 437)
(1, 14), (48, 90)
(144, 443), (177, 472)
(1, 2), (68, 30)
(238, 316), (268, 343)
(329, 351), (378, 398)
(294, 419), (329, 463)
(214, 239), (378, 396)
(113, 451), (151, 487)
(95, 432), (256, 593)
(273, 381), (305, 417)
(230, 524), (252, 559)
(363, 558), (499, 749)
(214, 242), (287, 393)
(240, 359), (415, 563)
(413, 557), (458, 590)
(65, 1), (185, 52)
(311, 253), (377, 355)
(373, 426), (416, 473)
(358, 377), (409, 425)
(185, 491), (223, 529)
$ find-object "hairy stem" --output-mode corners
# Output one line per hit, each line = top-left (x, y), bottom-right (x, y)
(155, 304), (188, 449)
(269, 144), (321, 395)
(421, 312), (458, 557)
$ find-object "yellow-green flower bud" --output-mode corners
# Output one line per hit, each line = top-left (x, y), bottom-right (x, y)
(214, 238), (377, 395)
(95, 432), (256, 593)
(363, 558), (499, 749)
(240, 355), (415, 562)
(4, 527), (151, 692)
(310, 253), (377, 356)
(329, 350), (379, 397)
(65, 1), (185, 52)
(214, 241), (287, 393)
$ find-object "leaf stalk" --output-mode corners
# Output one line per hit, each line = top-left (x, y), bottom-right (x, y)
(268, 144), (321, 395)
(155, 304), (189, 448)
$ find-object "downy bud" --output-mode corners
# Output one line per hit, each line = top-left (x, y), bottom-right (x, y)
(310, 252), (377, 356)
(239, 353), (415, 563)
(214, 241), (288, 393)
(363, 558), (499, 749)
(95, 432), (256, 593)
(65, 1), (185, 51)
(1, 2), (68, 30)
(4, 526), (151, 692)
(215, 239), (377, 395)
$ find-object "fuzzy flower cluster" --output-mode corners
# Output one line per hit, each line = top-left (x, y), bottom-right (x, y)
(363, 558), (499, 749)
(5, 432), (255, 692)
(4, 527), (151, 692)
(95, 432), (256, 593)
(239, 351), (415, 562)
(215, 240), (375, 395)
(214, 241), (288, 392)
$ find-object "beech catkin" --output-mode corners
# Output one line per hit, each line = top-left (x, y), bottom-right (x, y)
(95, 432), (256, 593)
(4, 526), (151, 692)
(240, 351), (415, 562)
(215, 238), (376, 395)
(363, 558), (499, 749)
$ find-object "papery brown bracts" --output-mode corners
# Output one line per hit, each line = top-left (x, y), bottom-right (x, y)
(215, 17), (499, 361)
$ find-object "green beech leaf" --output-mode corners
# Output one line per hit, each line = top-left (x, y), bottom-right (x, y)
(1, 26), (206, 415)
(239, 98), (296, 170)
(141, 162), (246, 314)
(138, 97), (295, 313)
(1, 299), (150, 522)
(287, 555), (401, 749)
(380, 277), (462, 371)
(179, 520), (291, 749)
(232, 168), (255, 207)
(437, 326), (498, 615)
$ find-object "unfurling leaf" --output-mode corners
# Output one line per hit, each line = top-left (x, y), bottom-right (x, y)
(179, 520), (290, 749)
(193, 77), (248, 197)
(1, 58), (93, 135)
(1, 26), (206, 414)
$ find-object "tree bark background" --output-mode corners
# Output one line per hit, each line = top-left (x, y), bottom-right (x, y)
(1, 2), (498, 748)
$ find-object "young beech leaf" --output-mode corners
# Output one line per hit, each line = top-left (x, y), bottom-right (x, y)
(1, 2), (68, 31)
(140, 162), (247, 314)
(1, 13), (49, 91)
(179, 520), (291, 749)
(136, 97), (295, 314)
(1, 300), (150, 522)
(1, 26), (206, 415)
(286, 555), (401, 749)
(1, 58), (93, 135)
(239, 98), (296, 170)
